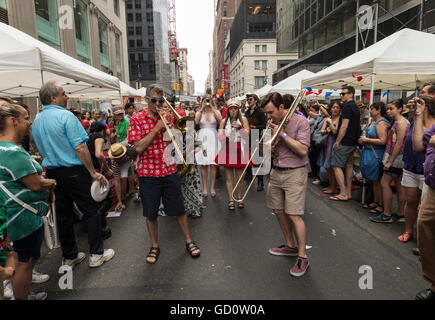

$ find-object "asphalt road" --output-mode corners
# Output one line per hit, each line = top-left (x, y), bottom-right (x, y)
(33, 176), (427, 300)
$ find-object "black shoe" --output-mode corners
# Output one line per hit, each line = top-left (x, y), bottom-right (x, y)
(415, 288), (435, 300)
(102, 226), (112, 240)
(412, 248), (420, 256)
(257, 182), (264, 192)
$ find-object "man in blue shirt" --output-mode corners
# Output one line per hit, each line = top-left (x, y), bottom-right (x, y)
(32, 81), (115, 269)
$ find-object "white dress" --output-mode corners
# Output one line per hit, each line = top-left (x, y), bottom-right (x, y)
(195, 113), (218, 165)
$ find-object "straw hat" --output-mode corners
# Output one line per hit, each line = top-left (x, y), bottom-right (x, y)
(401, 105), (410, 115)
(108, 143), (127, 159)
(112, 105), (124, 115)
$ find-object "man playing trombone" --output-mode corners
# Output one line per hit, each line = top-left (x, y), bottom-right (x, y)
(262, 92), (311, 277)
(127, 84), (200, 264)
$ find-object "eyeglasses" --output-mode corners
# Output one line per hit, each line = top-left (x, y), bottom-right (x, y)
(340, 92), (350, 96)
(147, 96), (164, 104)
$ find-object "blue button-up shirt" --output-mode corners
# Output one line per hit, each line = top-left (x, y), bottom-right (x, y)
(32, 105), (89, 169)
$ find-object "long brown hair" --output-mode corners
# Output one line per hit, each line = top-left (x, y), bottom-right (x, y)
(223, 105), (243, 130)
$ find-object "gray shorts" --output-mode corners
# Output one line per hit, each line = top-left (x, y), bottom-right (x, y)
(331, 144), (356, 168)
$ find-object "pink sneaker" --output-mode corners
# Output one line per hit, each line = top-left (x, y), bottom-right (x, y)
(290, 256), (309, 277)
(268, 245), (298, 256)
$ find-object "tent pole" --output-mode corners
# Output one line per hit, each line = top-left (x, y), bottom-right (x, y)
(355, 0), (360, 52)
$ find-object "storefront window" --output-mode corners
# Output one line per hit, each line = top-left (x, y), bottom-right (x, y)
(35, 0), (61, 50)
(74, 0), (90, 64)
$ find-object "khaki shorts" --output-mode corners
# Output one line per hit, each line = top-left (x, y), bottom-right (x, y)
(267, 166), (308, 215)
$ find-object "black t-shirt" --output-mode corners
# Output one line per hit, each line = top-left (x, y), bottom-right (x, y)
(87, 133), (105, 170)
(245, 106), (267, 131)
(338, 100), (361, 146)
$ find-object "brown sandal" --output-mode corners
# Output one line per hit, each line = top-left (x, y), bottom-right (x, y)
(228, 201), (235, 211)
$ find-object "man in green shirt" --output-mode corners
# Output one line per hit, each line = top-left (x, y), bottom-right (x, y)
(113, 105), (129, 143)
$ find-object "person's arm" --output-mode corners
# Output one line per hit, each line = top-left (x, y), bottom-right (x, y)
(412, 98), (425, 152)
(320, 118), (329, 134)
(74, 143), (106, 185)
(361, 121), (388, 146)
(334, 118), (349, 150)
(384, 121), (408, 170)
(133, 120), (166, 155)
(272, 121), (309, 157)
(94, 138), (112, 176)
(213, 109), (223, 123)
(20, 174), (56, 192)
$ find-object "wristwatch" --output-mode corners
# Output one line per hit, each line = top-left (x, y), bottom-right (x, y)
(281, 133), (287, 140)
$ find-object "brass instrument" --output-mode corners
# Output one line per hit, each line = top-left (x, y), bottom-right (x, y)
(231, 89), (307, 203)
(161, 97), (196, 177)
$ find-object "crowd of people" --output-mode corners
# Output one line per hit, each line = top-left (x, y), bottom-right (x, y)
(0, 80), (434, 300)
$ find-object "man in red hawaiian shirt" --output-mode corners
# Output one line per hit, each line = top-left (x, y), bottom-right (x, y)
(128, 84), (200, 264)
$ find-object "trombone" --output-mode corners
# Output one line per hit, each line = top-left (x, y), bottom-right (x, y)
(231, 89), (307, 203)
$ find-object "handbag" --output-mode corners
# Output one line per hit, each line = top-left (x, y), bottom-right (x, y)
(0, 183), (60, 250)
(370, 145), (384, 177)
(315, 133), (329, 148)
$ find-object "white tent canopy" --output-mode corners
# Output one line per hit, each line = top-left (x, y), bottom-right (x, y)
(0, 22), (119, 98)
(270, 69), (315, 95)
(69, 82), (144, 101)
(301, 28), (435, 91)
(254, 84), (272, 98)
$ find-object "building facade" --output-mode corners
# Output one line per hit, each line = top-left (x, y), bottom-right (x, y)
(178, 48), (189, 96)
(228, 0), (297, 98)
(126, 0), (171, 93)
(274, 0), (435, 84)
(229, 39), (297, 98)
(1, 0), (129, 83)
(213, 0), (240, 94)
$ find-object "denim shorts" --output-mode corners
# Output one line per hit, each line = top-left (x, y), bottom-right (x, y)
(12, 226), (44, 263)
(139, 173), (185, 221)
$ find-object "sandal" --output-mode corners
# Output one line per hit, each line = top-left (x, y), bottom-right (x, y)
(228, 201), (235, 211)
(369, 206), (383, 214)
(146, 247), (160, 264)
(237, 201), (244, 209)
(398, 231), (413, 243)
(186, 241), (200, 258)
(363, 202), (378, 209)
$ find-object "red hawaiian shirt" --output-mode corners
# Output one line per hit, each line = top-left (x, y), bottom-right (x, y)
(128, 109), (177, 177)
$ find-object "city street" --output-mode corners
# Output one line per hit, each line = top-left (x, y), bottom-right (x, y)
(33, 177), (426, 300)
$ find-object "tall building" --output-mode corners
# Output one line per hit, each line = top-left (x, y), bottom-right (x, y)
(212, 0), (240, 94)
(274, 0), (435, 84)
(228, 0), (297, 98)
(126, 0), (171, 93)
(0, 0), (129, 114)
(1, 0), (129, 82)
(178, 48), (190, 96)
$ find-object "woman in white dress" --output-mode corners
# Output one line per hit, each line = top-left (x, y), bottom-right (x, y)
(195, 96), (222, 197)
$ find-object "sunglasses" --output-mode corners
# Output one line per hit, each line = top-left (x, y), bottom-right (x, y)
(228, 106), (239, 110)
(147, 96), (164, 104)
(340, 92), (350, 96)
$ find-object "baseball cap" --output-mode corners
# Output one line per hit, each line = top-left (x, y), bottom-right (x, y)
(227, 98), (239, 108)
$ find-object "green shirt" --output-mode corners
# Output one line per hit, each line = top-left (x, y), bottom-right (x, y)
(116, 118), (129, 142)
(0, 193), (7, 266)
(0, 142), (48, 241)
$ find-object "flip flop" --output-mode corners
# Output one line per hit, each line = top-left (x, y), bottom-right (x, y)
(330, 195), (349, 201)
(323, 190), (338, 194)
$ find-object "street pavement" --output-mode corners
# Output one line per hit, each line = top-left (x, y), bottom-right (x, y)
(33, 176), (427, 300)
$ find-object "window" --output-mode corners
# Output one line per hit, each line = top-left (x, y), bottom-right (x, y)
(146, 12), (153, 22)
(255, 60), (260, 70)
(262, 45), (267, 52)
(98, 18), (109, 72)
(146, 0), (152, 9)
(126, 0), (132, 9)
(223, 1), (227, 8)
(148, 25), (154, 35)
(249, 23), (274, 33)
(136, 26), (142, 35)
(255, 76), (266, 88)
(129, 40), (135, 48)
(127, 13), (133, 21)
(255, 45), (260, 53)
(262, 61), (267, 70)
(74, 0), (90, 64)
(35, 0), (61, 50)
(247, 5), (276, 15)
(223, 10), (227, 17)
(130, 53), (135, 61)
(115, 33), (122, 80)
(128, 26), (134, 36)
(135, 0), (141, 9)
(148, 38), (154, 47)
(113, 0), (119, 16)
(136, 13), (142, 22)
(136, 39), (143, 48)
(138, 53), (144, 61)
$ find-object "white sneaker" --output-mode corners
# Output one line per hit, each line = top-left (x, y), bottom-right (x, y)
(312, 179), (321, 185)
(27, 291), (48, 300)
(62, 252), (86, 269)
(89, 249), (115, 268)
(32, 269), (50, 284)
(3, 280), (13, 299)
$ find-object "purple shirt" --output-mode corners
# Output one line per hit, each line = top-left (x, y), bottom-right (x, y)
(273, 113), (310, 168)
(423, 123), (435, 189)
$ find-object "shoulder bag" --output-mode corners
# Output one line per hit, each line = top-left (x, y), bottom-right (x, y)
(370, 145), (384, 178)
